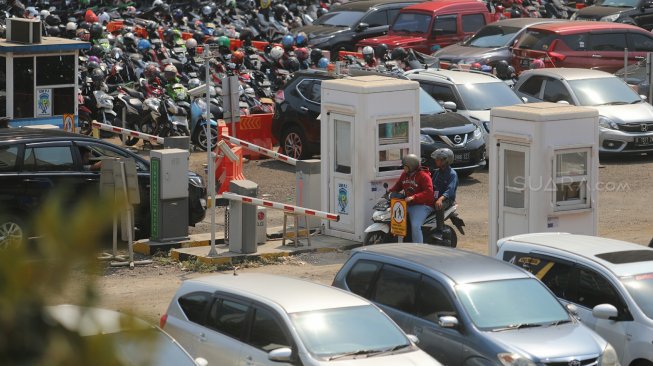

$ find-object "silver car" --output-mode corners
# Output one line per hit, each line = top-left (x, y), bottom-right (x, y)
(333, 244), (619, 366)
(162, 273), (442, 365)
(513, 68), (653, 154)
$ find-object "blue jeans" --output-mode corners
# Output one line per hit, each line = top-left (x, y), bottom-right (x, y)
(408, 204), (434, 243)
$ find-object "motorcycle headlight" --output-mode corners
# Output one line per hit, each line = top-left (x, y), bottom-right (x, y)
(599, 116), (619, 130)
(599, 343), (619, 366)
(309, 35), (334, 46)
(472, 127), (482, 141)
(497, 353), (536, 366)
(600, 13), (620, 22)
(420, 134), (435, 144)
(372, 210), (390, 221)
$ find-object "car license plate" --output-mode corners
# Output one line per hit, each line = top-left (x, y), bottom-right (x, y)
(635, 136), (653, 146)
(454, 152), (470, 162)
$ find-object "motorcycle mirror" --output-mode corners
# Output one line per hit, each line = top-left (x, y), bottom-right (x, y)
(383, 182), (388, 189)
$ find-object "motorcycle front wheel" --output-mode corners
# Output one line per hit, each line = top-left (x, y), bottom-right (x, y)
(363, 231), (387, 246)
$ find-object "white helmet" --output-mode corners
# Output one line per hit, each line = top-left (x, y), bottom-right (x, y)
(40, 10), (50, 19)
(66, 21), (77, 31)
(185, 38), (197, 49)
(98, 11), (110, 25)
(270, 46), (284, 60)
(26, 7), (38, 18)
(153, 0), (164, 7)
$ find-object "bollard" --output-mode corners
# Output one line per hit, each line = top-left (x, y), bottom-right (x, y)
(228, 180), (258, 253)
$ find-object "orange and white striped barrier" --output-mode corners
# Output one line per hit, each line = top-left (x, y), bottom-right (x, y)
(220, 134), (298, 166)
(92, 121), (164, 144)
(221, 192), (340, 222)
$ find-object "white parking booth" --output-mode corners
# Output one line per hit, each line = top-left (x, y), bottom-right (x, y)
(320, 75), (420, 242)
(488, 102), (599, 255)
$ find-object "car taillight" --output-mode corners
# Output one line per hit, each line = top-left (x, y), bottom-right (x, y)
(275, 90), (285, 104)
(160, 313), (168, 328)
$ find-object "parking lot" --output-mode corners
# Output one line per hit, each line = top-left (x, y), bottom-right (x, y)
(57, 150), (653, 324)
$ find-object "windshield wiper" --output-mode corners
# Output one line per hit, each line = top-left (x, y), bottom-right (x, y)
(597, 101), (628, 106)
(328, 349), (381, 360)
(368, 344), (411, 357)
(491, 323), (542, 332)
(547, 319), (572, 327)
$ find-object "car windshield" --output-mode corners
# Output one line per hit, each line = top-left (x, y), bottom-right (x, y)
(456, 278), (570, 330)
(290, 305), (410, 359)
(420, 87), (445, 115)
(313, 10), (365, 27)
(596, 0), (638, 7)
(392, 12), (432, 34)
(568, 77), (641, 106)
(464, 25), (521, 48)
(456, 82), (523, 110)
(622, 273), (653, 319)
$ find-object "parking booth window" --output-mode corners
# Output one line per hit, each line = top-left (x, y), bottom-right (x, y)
(335, 119), (352, 174)
(503, 149), (526, 209)
(14, 57), (34, 118)
(553, 149), (590, 211)
(377, 120), (409, 173)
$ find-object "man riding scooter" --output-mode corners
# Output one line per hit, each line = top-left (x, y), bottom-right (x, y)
(431, 148), (458, 240)
(388, 154), (434, 243)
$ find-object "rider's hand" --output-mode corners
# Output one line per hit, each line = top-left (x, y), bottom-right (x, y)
(406, 196), (414, 203)
(435, 196), (443, 209)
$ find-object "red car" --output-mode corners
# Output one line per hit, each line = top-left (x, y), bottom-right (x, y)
(356, 0), (493, 54)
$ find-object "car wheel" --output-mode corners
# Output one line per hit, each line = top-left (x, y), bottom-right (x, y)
(281, 125), (310, 160)
(364, 231), (387, 245)
(0, 219), (25, 249)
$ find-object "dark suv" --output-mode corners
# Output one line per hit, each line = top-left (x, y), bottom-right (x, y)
(296, 0), (424, 60)
(0, 129), (206, 245)
(572, 0), (653, 30)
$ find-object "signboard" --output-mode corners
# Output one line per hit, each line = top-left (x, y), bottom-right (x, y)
(63, 114), (75, 133)
(35, 88), (52, 117)
(336, 181), (350, 215)
(390, 198), (407, 237)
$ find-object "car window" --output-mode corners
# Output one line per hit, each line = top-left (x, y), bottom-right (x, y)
(79, 143), (148, 172)
(296, 79), (322, 104)
(516, 30), (558, 51)
(561, 33), (589, 51)
(361, 10), (388, 27)
(0, 145), (19, 172)
(461, 14), (485, 33)
(542, 79), (572, 104)
(23, 145), (74, 172)
(590, 32), (626, 51)
(504, 251), (575, 300)
(518, 75), (546, 98)
(417, 276), (455, 323)
(345, 260), (382, 298)
(249, 306), (290, 352)
(627, 33), (653, 52)
(577, 267), (622, 309)
(314, 10), (365, 27)
(427, 84), (460, 106)
(372, 264), (420, 314)
(207, 298), (249, 340)
(464, 25), (521, 48)
(433, 14), (457, 36)
(388, 9), (401, 23)
(393, 12), (431, 33)
(178, 292), (212, 324)
(456, 81), (523, 110)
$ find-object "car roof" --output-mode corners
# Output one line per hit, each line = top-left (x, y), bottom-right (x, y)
(188, 273), (369, 313)
(336, 0), (425, 11)
(527, 20), (644, 34)
(518, 67), (614, 81)
(352, 243), (530, 284)
(402, 0), (486, 12)
(500, 233), (653, 277)
(406, 68), (502, 84)
(0, 127), (83, 143)
(488, 17), (566, 28)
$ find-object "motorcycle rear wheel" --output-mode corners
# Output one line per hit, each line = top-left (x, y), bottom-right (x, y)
(194, 124), (219, 151)
(444, 225), (458, 248)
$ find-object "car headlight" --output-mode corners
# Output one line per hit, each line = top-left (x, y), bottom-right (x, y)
(598, 116), (619, 130)
(472, 127), (482, 141)
(482, 121), (490, 133)
(497, 353), (536, 366)
(599, 343), (619, 366)
(600, 13), (620, 22)
(309, 35), (334, 46)
(420, 134), (435, 144)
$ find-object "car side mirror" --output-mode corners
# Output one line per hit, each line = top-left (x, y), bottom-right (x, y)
(268, 347), (293, 362)
(438, 315), (459, 328)
(556, 100), (570, 105)
(443, 101), (457, 111)
(356, 22), (369, 32)
(194, 357), (209, 366)
(407, 334), (419, 344)
(566, 303), (578, 316)
(592, 304), (619, 320)
(640, 94), (647, 101)
(521, 96), (528, 103)
(383, 182), (389, 189)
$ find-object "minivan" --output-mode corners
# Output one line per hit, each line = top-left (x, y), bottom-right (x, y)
(511, 21), (653, 73)
(356, 0), (492, 54)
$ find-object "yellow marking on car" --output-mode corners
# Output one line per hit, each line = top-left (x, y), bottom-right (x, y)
(535, 262), (555, 280)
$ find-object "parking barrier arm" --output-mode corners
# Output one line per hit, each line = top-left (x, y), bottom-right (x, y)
(220, 134), (298, 166)
(92, 121), (165, 144)
(221, 192), (339, 221)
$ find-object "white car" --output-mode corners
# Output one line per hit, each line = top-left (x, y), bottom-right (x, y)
(496, 233), (653, 366)
(161, 273), (443, 365)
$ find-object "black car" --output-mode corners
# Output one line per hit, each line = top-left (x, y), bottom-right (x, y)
(296, 0), (424, 60)
(0, 129), (206, 245)
(272, 70), (485, 176)
(572, 0), (653, 30)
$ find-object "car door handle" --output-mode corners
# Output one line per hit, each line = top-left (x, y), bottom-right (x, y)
(591, 54), (602, 58)
(246, 355), (255, 366)
(635, 56), (645, 60)
(197, 332), (207, 342)
(300, 106), (309, 112)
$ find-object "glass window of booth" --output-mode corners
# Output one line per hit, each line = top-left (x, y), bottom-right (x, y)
(554, 148), (590, 211)
(14, 57), (34, 118)
(36, 55), (75, 86)
(377, 120), (409, 173)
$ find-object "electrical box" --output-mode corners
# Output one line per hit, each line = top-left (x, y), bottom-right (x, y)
(150, 149), (190, 243)
(151, 149), (189, 199)
(6, 18), (41, 44)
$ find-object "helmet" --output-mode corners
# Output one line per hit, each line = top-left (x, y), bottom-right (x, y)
(88, 44), (104, 56)
(79, 21), (91, 30)
(125, 6), (137, 16)
(495, 59), (509, 78)
(530, 58), (545, 69)
(144, 63), (159, 80)
(98, 11), (110, 25)
(77, 28), (91, 41)
(91, 67), (105, 83)
(316, 7), (328, 17)
(285, 56), (300, 72)
(87, 55), (101, 64)
(85, 9), (98, 24)
(188, 78), (201, 90)
(295, 32), (308, 47)
(152, 0), (163, 7)
(123, 32), (136, 47)
(111, 47), (123, 59)
(362, 46), (374, 61)
(310, 48), (323, 64)
(226, 0), (236, 9)
(45, 14), (61, 26)
(295, 47), (309, 61)
(193, 31), (205, 44)
(480, 64), (493, 73)
(173, 8), (184, 21)
(86, 60), (100, 71)
(231, 50), (244, 64)
(317, 57), (329, 69)
(375, 44), (388, 59)
(270, 46), (284, 60)
(402, 154), (420, 173)
(164, 64), (178, 81)
(185, 38), (197, 49)
(239, 29), (254, 45)
(138, 39), (152, 51)
(202, 5), (212, 16)
(391, 47), (407, 61)
(66, 21), (77, 31)
(217, 35), (230, 48)
(40, 9), (50, 19)
(470, 62), (482, 71)
(431, 148), (454, 165)
(510, 8), (521, 18)
(273, 3), (289, 21)
(90, 23), (103, 39)
(281, 34), (294, 50)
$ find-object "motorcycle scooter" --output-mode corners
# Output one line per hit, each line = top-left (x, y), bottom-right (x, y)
(363, 183), (465, 247)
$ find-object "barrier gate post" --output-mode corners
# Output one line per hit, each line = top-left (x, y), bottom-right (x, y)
(228, 180), (258, 254)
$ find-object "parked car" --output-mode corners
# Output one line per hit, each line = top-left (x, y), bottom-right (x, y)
(432, 18), (563, 68)
(46, 304), (207, 366)
(272, 69), (486, 177)
(571, 0), (653, 30)
(356, 0), (492, 54)
(496, 232), (653, 366)
(161, 273), (443, 365)
(0, 128), (206, 246)
(511, 21), (653, 73)
(297, 0), (425, 60)
(513, 68), (653, 154)
(333, 244), (619, 366)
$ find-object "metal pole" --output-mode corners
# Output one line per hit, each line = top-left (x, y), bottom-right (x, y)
(624, 48), (628, 83)
(204, 46), (218, 257)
